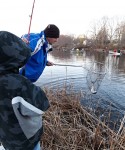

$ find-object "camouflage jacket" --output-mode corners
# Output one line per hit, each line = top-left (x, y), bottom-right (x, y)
(0, 31), (50, 150)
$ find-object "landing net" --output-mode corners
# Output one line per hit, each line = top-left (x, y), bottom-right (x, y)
(86, 61), (107, 94)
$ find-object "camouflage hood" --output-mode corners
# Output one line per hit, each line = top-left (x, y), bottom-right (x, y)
(0, 31), (31, 74)
(0, 32), (50, 150)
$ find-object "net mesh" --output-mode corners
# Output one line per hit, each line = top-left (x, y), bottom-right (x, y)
(86, 61), (106, 94)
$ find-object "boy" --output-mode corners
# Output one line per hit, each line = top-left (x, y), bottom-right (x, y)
(0, 31), (49, 150)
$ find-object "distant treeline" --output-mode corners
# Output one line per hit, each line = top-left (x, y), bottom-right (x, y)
(54, 16), (125, 51)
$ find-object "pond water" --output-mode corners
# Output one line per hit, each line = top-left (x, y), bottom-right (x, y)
(36, 50), (125, 127)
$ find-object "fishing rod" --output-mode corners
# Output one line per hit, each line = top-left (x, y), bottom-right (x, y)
(27, 0), (36, 41)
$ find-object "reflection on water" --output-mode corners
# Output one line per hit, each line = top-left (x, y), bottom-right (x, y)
(36, 50), (125, 128)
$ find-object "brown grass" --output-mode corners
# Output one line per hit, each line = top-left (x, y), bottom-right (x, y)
(41, 88), (125, 150)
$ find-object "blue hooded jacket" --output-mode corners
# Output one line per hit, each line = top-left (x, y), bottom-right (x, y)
(20, 31), (52, 82)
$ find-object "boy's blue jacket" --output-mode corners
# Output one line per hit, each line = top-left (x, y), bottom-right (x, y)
(20, 31), (52, 82)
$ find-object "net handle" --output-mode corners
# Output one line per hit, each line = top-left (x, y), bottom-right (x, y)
(54, 63), (107, 75)
(54, 63), (89, 71)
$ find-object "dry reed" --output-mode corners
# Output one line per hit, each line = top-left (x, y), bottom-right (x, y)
(41, 88), (125, 150)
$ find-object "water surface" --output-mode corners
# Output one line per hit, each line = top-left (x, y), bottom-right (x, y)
(36, 50), (125, 127)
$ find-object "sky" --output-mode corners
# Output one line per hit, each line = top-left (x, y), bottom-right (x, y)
(0, 0), (125, 37)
